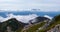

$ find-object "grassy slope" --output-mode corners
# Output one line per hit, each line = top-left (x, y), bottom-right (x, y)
(16, 15), (60, 32)
(39, 21), (60, 32)
(16, 22), (46, 32)
(16, 21), (60, 32)
(26, 22), (46, 32)
(39, 15), (60, 32)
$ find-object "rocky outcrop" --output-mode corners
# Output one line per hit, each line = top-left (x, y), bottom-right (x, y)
(47, 24), (60, 32)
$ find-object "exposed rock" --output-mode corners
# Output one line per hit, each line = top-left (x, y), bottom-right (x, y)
(47, 24), (60, 32)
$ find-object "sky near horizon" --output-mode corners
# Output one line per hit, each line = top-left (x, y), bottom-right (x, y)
(0, 0), (60, 11)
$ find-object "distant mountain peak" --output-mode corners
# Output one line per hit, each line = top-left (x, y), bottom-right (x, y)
(29, 16), (50, 24)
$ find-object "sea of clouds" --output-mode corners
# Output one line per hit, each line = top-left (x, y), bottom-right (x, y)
(0, 13), (52, 23)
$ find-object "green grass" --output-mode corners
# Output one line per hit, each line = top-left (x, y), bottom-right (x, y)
(39, 21), (60, 32)
(38, 15), (60, 32)
(16, 20), (60, 32)
(16, 15), (60, 32)
(15, 22), (46, 32)
(26, 22), (46, 32)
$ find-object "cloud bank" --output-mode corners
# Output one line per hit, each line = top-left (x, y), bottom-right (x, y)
(44, 15), (52, 19)
(0, 14), (38, 23)
(0, 13), (52, 23)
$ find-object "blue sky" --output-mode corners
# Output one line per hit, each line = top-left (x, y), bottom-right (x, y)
(0, 0), (60, 11)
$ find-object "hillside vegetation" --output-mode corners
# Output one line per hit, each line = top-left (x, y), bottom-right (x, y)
(39, 15), (60, 32)
(18, 14), (60, 32)
(0, 15), (60, 32)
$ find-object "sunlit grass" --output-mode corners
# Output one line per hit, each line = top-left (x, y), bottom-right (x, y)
(39, 21), (60, 32)
(26, 22), (46, 32)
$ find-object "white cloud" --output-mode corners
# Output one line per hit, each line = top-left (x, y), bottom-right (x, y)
(0, 16), (4, 22)
(0, 0), (60, 11)
(0, 13), (53, 23)
(44, 15), (52, 19)
(0, 13), (38, 23)
(0, 16), (11, 22)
